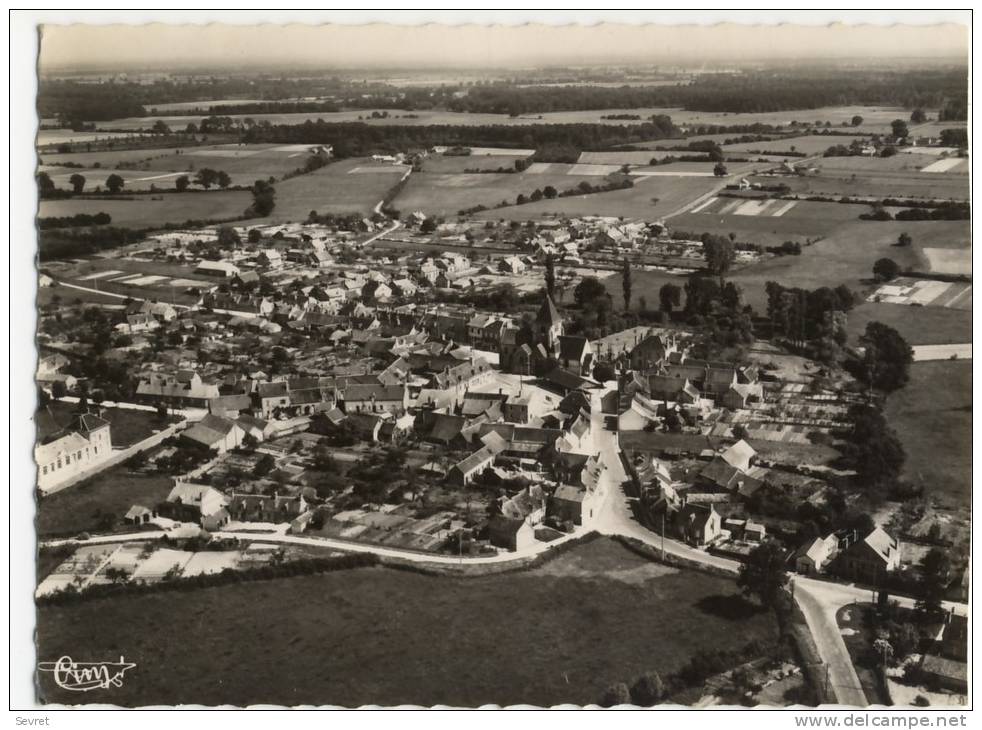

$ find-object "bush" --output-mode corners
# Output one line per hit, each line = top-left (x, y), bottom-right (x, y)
(630, 671), (664, 706)
(598, 682), (632, 708)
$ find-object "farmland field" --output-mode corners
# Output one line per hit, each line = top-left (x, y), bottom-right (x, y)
(885, 360), (972, 508)
(92, 104), (924, 135)
(250, 158), (409, 222)
(422, 155), (531, 173)
(37, 191), (252, 228)
(36, 536), (779, 706)
(844, 301), (972, 347)
(752, 167), (970, 201)
(620, 219), (933, 314)
(473, 175), (725, 222)
(721, 134), (870, 156)
(40, 143), (326, 190)
(392, 168), (609, 217)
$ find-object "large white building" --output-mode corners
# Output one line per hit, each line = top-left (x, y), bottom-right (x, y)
(36, 413), (112, 494)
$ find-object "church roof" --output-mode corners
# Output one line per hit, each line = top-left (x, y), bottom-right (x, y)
(537, 294), (562, 326)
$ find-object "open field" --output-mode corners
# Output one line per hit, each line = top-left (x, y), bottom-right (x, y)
(617, 219), (930, 314)
(721, 134), (870, 156)
(845, 301), (972, 347)
(885, 360), (972, 507)
(38, 191), (252, 228)
(37, 130), (152, 147)
(473, 175), (724, 222)
(36, 536), (778, 706)
(817, 153), (968, 175)
(254, 158), (409, 222)
(922, 248), (972, 275)
(92, 105), (925, 135)
(422, 155), (531, 173)
(36, 465), (175, 538)
(40, 143), (326, 190)
(392, 168), (607, 217)
(667, 105), (920, 134)
(752, 167), (970, 201)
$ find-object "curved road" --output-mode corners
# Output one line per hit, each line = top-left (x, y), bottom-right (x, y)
(40, 384), (966, 706)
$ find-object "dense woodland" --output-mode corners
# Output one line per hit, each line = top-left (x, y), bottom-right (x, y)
(240, 118), (679, 155)
(39, 68), (968, 125)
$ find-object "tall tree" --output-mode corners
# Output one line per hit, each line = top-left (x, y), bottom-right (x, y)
(105, 174), (125, 193)
(861, 321), (913, 392)
(738, 542), (788, 607)
(917, 548), (951, 617)
(702, 233), (735, 286)
(36, 171), (56, 198)
(544, 253), (556, 299)
(69, 173), (86, 194)
(621, 258), (632, 311)
(659, 283), (682, 313)
(175, 175), (190, 192)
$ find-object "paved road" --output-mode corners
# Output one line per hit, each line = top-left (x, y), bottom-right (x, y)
(41, 381), (968, 707)
(792, 577), (868, 706)
(912, 343), (972, 361)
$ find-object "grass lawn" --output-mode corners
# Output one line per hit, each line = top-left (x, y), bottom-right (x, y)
(885, 360), (972, 509)
(38, 401), (180, 448)
(36, 465), (175, 538)
(38, 190), (252, 228)
(845, 302), (972, 346)
(36, 537), (779, 707)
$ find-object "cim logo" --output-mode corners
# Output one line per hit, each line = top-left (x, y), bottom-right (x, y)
(38, 656), (136, 692)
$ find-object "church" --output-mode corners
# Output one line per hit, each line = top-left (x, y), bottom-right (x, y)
(501, 294), (573, 375)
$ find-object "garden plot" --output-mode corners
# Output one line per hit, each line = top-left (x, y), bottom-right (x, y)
(36, 544), (122, 597)
(694, 196), (798, 217)
(920, 157), (967, 173)
(867, 278), (973, 310)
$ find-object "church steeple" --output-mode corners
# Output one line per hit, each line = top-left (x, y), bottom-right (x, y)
(535, 293), (564, 353)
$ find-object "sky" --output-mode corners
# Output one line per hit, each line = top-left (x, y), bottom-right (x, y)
(38, 21), (970, 72)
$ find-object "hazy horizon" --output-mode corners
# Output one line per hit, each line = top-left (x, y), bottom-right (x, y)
(39, 22), (969, 74)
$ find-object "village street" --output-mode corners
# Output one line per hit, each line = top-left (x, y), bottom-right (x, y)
(39, 382), (967, 706)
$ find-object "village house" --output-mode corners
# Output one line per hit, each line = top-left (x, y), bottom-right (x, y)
(180, 414), (246, 454)
(487, 515), (536, 552)
(136, 368), (221, 408)
(228, 492), (308, 524)
(194, 259), (241, 279)
(834, 527), (902, 584)
(342, 382), (408, 415)
(676, 502), (723, 546)
(793, 534), (840, 575)
(161, 481), (230, 530)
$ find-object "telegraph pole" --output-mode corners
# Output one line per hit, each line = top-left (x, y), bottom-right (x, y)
(661, 512), (665, 560)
